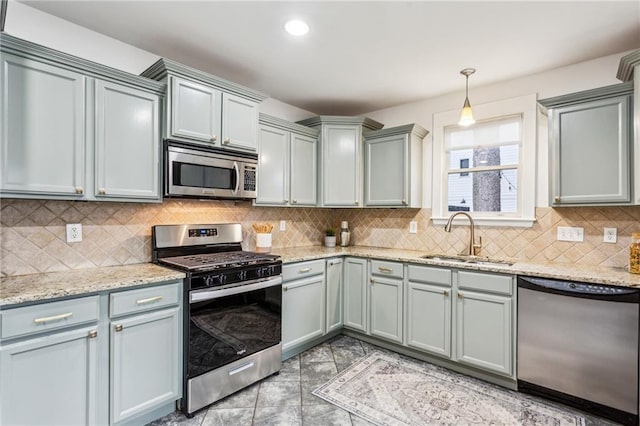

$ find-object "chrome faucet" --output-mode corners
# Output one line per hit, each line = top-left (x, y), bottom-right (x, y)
(444, 211), (482, 256)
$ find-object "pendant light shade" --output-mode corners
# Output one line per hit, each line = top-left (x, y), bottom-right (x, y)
(458, 68), (476, 127)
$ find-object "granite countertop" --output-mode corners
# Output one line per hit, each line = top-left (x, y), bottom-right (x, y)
(272, 246), (640, 288)
(0, 263), (185, 307)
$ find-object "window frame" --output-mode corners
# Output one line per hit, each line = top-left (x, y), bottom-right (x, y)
(432, 94), (537, 227)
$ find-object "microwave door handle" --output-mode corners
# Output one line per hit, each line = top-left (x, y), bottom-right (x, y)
(232, 161), (240, 195)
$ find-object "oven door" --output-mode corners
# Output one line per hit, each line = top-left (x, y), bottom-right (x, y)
(187, 276), (282, 380)
(167, 145), (253, 199)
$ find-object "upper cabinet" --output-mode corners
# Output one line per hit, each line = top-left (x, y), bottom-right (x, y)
(256, 114), (318, 206)
(364, 124), (427, 208)
(0, 34), (165, 202)
(539, 82), (635, 206)
(141, 58), (266, 152)
(297, 116), (383, 207)
(617, 49), (640, 205)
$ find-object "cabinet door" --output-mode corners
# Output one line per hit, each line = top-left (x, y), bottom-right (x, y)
(282, 275), (325, 352)
(550, 95), (631, 205)
(110, 307), (181, 424)
(170, 76), (221, 143)
(0, 54), (85, 197)
(256, 125), (289, 205)
(95, 81), (160, 200)
(343, 258), (368, 332)
(326, 258), (343, 333)
(406, 282), (451, 357)
(369, 276), (403, 343)
(0, 326), (98, 426)
(365, 134), (408, 206)
(290, 132), (317, 206)
(322, 125), (362, 206)
(455, 290), (512, 376)
(221, 93), (259, 151)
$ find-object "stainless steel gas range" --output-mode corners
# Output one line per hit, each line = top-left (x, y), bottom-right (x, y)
(152, 223), (282, 416)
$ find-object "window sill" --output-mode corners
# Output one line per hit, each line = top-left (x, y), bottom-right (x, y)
(431, 216), (536, 228)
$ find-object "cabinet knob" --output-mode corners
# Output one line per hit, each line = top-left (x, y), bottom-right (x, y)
(292, 199), (298, 204)
(554, 196), (561, 202)
(354, 201), (359, 206)
(75, 187), (84, 195)
(457, 292), (464, 299)
(283, 286), (288, 292)
(285, 200), (289, 204)
(401, 200), (407, 206)
(88, 330), (98, 339)
(98, 188), (106, 195)
(370, 278), (375, 284)
(114, 324), (123, 332)
(444, 290), (449, 297)
(223, 138), (231, 145)
(211, 135), (217, 142)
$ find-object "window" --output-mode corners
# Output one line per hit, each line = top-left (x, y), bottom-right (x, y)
(432, 94), (537, 227)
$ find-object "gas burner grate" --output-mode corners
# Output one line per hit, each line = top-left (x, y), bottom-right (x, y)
(159, 251), (280, 272)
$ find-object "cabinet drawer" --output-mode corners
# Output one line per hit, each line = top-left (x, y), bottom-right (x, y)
(408, 265), (451, 286)
(371, 260), (403, 279)
(282, 259), (325, 281)
(110, 282), (181, 318)
(457, 271), (513, 295)
(1, 296), (99, 339)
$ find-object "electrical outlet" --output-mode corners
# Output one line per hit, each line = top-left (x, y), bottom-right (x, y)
(279, 220), (286, 231)
(603, 227), (617, 243)
(409, 221), (418, 234)
(66, 223), (82, 243)
(557, 226), (584, 242)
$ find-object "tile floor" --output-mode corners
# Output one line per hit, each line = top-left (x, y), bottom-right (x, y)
(148, 335), (618, 426)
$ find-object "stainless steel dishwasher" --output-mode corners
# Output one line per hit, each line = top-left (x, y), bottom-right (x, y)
(518, 276), (639, 426)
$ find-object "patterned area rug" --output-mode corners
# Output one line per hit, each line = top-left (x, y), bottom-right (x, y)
(313, 352), (586, 426)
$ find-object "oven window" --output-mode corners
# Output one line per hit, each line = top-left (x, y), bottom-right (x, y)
(173, 162), (235, 190)
(188, 286), (281, 378)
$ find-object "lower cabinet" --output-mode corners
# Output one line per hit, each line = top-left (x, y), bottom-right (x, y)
(326, 258), (344, 333)
(282, 260), (326, 353)
(455, 276), (513, 376)
(343, 257), (368, 332)
(0, 325), (99, 426)
(0, 280), (182, 426)
(406, 265), (453, 357)
(369, 261), (404, 344)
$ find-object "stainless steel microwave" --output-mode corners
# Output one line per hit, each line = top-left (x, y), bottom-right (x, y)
(164, 140), (257, 200)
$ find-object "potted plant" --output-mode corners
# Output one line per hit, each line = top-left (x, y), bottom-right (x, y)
(324, 228), (337, 247)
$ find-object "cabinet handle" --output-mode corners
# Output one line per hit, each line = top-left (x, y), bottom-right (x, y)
(136, 295), (163, 305)
(457, 292), (464, 299)
(88, 330), (98, 339)
(378, 267), (393, 273)
(75, 187), (84, 195)
(370, 278), (375, 284)
(554, 196), (561, 202)
(98, 188), (106, 195)
(33, 312), (73, 324)
(283, 286), (288, 292)
(444, 290), (449, 297)
(401, 200), (407, 206)
(223, 138), (231, 145)
(211, 135), (217, 142)
(299, 268), (312, 273)
(115, 324), (123, 332)
(292, 199), (298, 204)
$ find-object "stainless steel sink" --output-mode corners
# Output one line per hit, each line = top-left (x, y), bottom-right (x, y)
(420, 254), (513, 267)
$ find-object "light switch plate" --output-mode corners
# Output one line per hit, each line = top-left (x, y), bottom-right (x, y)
(409, 221), (418, 234)
(557, 226), (584, 242)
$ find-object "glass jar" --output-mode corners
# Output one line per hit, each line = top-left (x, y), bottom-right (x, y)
(630, 232), (640, 274)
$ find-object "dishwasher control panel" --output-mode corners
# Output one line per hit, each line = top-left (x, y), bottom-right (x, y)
(518, 276), (640, 301)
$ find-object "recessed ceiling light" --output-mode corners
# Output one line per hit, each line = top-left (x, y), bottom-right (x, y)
(284, 19), (309, 36)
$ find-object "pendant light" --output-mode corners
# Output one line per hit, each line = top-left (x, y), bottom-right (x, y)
(458, 68), (476, 126)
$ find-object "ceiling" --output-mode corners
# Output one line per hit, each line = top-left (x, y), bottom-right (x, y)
(15, 1), (640, 115)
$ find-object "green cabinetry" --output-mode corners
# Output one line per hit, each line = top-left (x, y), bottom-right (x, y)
(369, 260), (403, 343)
(326, 258), (344, 333)
(364, 124), (427, 207)
(343, 257), (368, 332)
(256, 114), (318, 206)
(540, 82), (634, 206)
(0, 34), (164, 202)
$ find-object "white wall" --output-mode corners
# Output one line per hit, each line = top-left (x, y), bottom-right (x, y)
(364, 52), (631, 208)
(4, 1), (315, 120)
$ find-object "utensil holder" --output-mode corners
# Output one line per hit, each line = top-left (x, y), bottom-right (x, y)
(256, 233), (272, 253)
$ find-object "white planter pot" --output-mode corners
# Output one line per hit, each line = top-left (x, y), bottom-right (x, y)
(324, 236), (336, 247)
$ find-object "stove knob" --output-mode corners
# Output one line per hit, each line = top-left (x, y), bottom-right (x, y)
(218, 275), (227, 285)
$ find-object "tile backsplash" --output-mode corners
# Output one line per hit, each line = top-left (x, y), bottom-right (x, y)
(2, 198), (639, 277)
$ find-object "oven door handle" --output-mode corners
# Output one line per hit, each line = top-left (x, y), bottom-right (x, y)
(190, 276), (283, 303)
